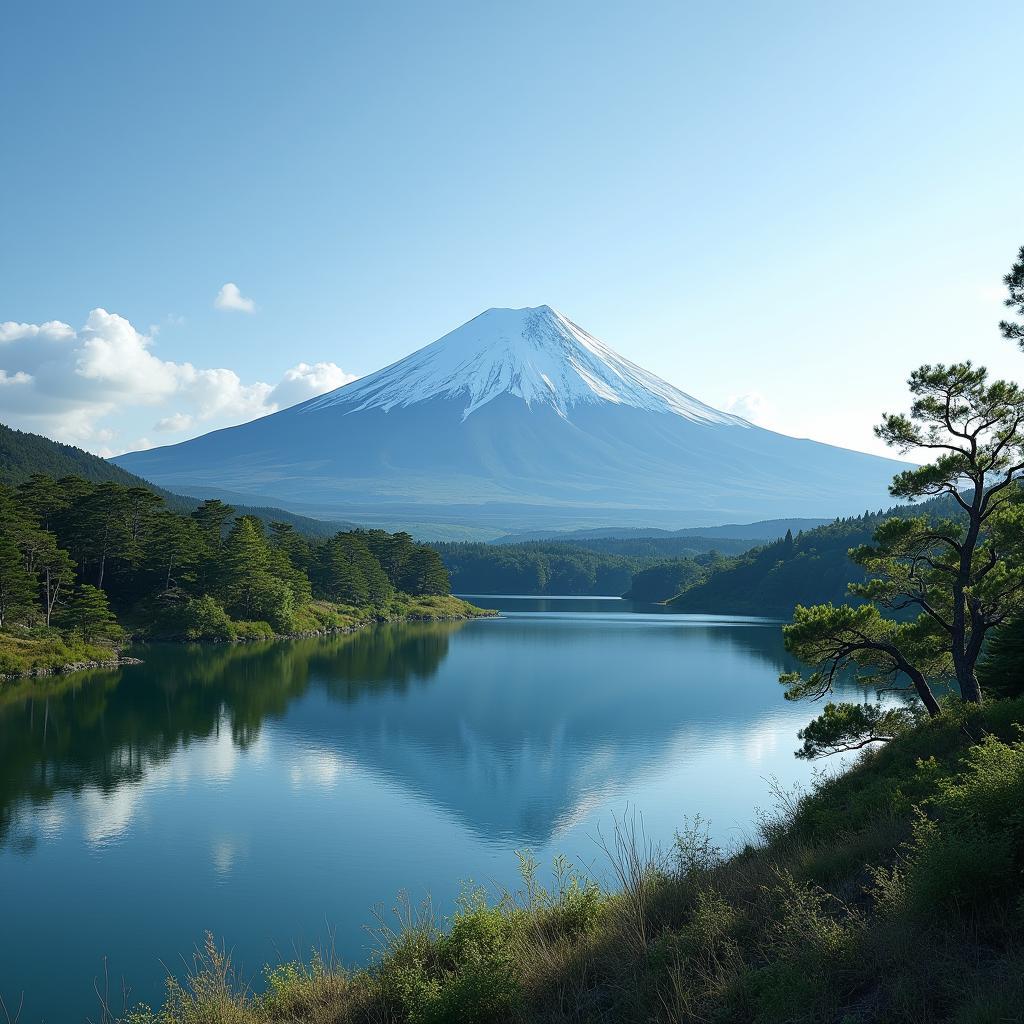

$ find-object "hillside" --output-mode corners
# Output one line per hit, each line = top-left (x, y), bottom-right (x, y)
(0, 422), (356, 538)
(669, 496), (959, 615)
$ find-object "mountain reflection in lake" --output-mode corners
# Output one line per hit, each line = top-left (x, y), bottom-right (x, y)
(0, 599), (872, 1021)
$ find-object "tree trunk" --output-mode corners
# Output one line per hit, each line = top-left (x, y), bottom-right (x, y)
(959, 670), (983, 704)
(906, 664), (942, 717)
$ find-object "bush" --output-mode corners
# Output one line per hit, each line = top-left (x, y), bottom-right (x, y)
(153, 595), (236, 642)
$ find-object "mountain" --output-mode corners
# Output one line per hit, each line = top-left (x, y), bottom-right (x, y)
(0, 421), (356, 538)
(115, 305), (910, 534)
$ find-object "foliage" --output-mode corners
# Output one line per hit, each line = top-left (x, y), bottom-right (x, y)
(667, 507), (932, 614)
(782, 359), (1024, 738)
(623, 558), (709, 602)
(436, 540), (720, 597)
(1000, 242), (1024, 347)
(978, 613), (1024, 698)
(0, 473), (467, 676)
(792, 700), (916, 759)
(153, 594), (237, 642)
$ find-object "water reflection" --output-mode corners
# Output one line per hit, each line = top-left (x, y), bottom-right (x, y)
(0, 604), (878, 1020)
(0, 622), (461, 848)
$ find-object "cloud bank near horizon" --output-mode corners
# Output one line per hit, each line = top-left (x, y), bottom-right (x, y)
(0, 309), (357, 456)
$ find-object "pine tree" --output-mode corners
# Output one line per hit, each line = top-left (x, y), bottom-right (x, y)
(978, 615), (1024, 698)
(36, 536), (76, 627)
(61, 584), (125, 645)
(220, 516), (272, 618)
(191, 499), (235, 554)
(16, 473), (69, 532)
(999, 244), (1024, 348)
(147, 509), (201, 591)
(0, 533), (38, 628)
(399, 547), (451, 595)
(323, 534), (370, 604)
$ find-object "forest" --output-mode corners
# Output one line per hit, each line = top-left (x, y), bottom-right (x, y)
(0, 473), (468, 676)
(434, 540), (731, 596)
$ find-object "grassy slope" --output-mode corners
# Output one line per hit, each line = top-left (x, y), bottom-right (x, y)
(0, 631), (128, 678)
(122, 696), (1024, 1024)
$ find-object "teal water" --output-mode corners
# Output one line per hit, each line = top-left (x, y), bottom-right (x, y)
(0, 598), (870, 1020)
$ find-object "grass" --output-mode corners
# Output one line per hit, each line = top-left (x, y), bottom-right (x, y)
(0, 627), (123, 678)
(1, 595), (493, 680)
(119, 696), (1024, 1024)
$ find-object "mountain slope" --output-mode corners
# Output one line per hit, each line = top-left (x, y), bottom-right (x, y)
(115, 306), (911, 531)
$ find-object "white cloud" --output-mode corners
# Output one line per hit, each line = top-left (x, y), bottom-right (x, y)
(214, 282), (256, 313)
(0, 320), (76, 345)
(0, 308), (356, 453)
(268, 361), (358, 407)
(723, 391), (774, 426)
(156, 411), (194, 432)
(0, 369), (32, 387)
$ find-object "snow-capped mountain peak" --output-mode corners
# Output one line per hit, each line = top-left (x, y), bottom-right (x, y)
(303, 305), (748, 425)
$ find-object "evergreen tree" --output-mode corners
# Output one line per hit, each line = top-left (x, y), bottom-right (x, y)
(16, 473), (69, 532)
(70, 481), (133, 588)
(220, 516), (272, 619)
(61, 584), (124, 645)
(192, 499), (235, 554)
(322, 533), (370, 604)
(783, 360), (1024, 755)
(147, 509), (201, 591)
(36, 537), (76, 627)
(1000, 243), (1024, 348)
(398, 547), (451, 596)
(978, 615), (1024, 698)
(0, 534), (37, 627)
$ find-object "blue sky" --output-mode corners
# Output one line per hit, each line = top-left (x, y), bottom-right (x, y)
(1, 0), (1022, 457)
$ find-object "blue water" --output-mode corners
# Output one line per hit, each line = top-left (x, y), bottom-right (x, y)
(0, 597), (871, 1021)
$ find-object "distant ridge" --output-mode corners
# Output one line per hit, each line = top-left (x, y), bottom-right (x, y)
(493, 518), (832, 545)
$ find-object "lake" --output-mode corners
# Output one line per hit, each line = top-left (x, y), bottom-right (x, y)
(0, 597), (872, 1020)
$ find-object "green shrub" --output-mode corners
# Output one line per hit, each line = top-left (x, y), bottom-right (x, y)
(232, 619), (275, 641)
(153, 595), (236, 642)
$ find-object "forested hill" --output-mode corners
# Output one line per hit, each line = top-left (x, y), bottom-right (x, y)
(434, 540), (734, 596)
(669, 495), (958, 615)
(0, 422), (354, 538)
(1, 422), (170, 490)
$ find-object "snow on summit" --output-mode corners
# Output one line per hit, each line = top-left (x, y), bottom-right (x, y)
(303, 305), (749, 425)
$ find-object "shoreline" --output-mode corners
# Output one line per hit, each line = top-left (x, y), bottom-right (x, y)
(0, 598), (497, 683)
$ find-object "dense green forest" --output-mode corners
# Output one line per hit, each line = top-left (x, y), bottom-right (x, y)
(434, 540), (730, 596)
(661, 497), (956, 614)
(0, 421), (358, 538)
(0, 472), (479, 677)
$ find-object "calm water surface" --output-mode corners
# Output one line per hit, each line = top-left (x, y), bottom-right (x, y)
(0, 598), (870, 1020)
